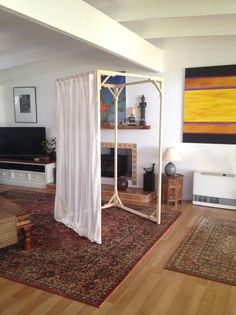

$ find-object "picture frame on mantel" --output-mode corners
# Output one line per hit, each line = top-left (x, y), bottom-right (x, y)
(13, 86), (37, 123)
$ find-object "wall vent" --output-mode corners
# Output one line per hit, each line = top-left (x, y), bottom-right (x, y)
(193, 171), (236, 211)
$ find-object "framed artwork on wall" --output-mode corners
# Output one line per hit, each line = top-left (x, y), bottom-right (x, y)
(13, 86), (37, 123)
(100, 74), (126, 124)
(183, 64), (236, 144)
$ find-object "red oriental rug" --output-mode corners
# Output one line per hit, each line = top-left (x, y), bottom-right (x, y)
(0, 189), (181, 307)
(165, 216), (236, 286)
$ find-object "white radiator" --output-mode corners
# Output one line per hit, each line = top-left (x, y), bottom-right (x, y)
(193, 170), (236, 210)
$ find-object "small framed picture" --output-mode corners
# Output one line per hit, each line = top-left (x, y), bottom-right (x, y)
(13, 86), (37, 123)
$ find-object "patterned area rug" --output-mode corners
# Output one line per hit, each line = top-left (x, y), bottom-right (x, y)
(165, 216), (236, 286)
(0, 190), (181, 307)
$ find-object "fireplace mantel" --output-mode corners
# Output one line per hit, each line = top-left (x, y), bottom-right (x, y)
(101, 123), (150, 129)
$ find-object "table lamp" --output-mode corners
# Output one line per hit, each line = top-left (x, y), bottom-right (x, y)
(163, 147), (180, 176)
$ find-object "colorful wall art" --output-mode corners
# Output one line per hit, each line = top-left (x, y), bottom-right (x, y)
(183, 64), (236, 144)
(100, 75), (126, 123)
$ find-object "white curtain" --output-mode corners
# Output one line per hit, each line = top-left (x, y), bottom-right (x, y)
(54, 72), (101, 244)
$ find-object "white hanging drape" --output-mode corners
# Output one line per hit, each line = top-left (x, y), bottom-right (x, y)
(54, 72), (101, 244)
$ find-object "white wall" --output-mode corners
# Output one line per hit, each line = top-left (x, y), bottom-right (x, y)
(163, 46), (236, 200)
(0, 49), (156, 139)
(0, 50), (160, 188)
(1, 46), (236, 200)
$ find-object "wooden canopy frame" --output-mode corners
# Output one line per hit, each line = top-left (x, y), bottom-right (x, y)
(97, 69), (164, 224)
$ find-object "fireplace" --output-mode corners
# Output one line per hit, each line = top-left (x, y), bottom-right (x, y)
(101, 142), (137, 184)
(101, 148), (131, 178)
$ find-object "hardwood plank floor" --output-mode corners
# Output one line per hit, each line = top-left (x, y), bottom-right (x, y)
(0, 184), (235, 315)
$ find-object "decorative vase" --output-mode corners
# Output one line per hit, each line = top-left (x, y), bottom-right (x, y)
(117, 176), (128, 191)
(165, 162), (176, 176)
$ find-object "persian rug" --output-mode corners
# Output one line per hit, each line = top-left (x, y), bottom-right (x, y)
(0, 190), (181, 307)
(165, 216), (236, 286)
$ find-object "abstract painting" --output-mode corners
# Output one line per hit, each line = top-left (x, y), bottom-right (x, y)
(183, 65), (236, 144)
(100, 74), (126, 123)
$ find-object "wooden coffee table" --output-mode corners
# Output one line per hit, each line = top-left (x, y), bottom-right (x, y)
(0, 196), (32, 250)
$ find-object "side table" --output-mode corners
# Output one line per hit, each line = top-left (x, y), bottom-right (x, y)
(162, 174), (184, 206)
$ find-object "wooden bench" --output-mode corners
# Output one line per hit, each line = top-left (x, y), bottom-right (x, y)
(0, 196), (32, 250)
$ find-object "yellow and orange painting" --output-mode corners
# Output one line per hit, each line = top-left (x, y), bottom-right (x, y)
(183, 65), (236, 144)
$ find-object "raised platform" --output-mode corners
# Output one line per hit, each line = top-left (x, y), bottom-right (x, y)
(47, 183), (156, 204)
(102, 184), (156, 204)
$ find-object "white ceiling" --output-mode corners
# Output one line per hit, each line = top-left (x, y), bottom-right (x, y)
(0, 0), (236, 71)
(84, 0), (236, 49)
(0, 9), (93, 71)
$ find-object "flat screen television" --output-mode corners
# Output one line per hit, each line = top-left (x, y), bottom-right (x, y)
(0, 127), (46, 160)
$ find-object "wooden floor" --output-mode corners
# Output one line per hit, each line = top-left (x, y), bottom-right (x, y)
(0, 184), (236, 315)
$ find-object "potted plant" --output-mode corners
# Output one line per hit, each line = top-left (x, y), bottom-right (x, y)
(41, 137), (56, 161)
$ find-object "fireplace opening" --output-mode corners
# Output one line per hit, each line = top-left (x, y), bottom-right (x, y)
(101, 148), (132, 178)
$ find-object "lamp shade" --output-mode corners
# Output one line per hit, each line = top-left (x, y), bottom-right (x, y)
(163, 147), (180, 162)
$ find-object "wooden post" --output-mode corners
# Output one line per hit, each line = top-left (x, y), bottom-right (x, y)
(114, 88), (119, 195)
